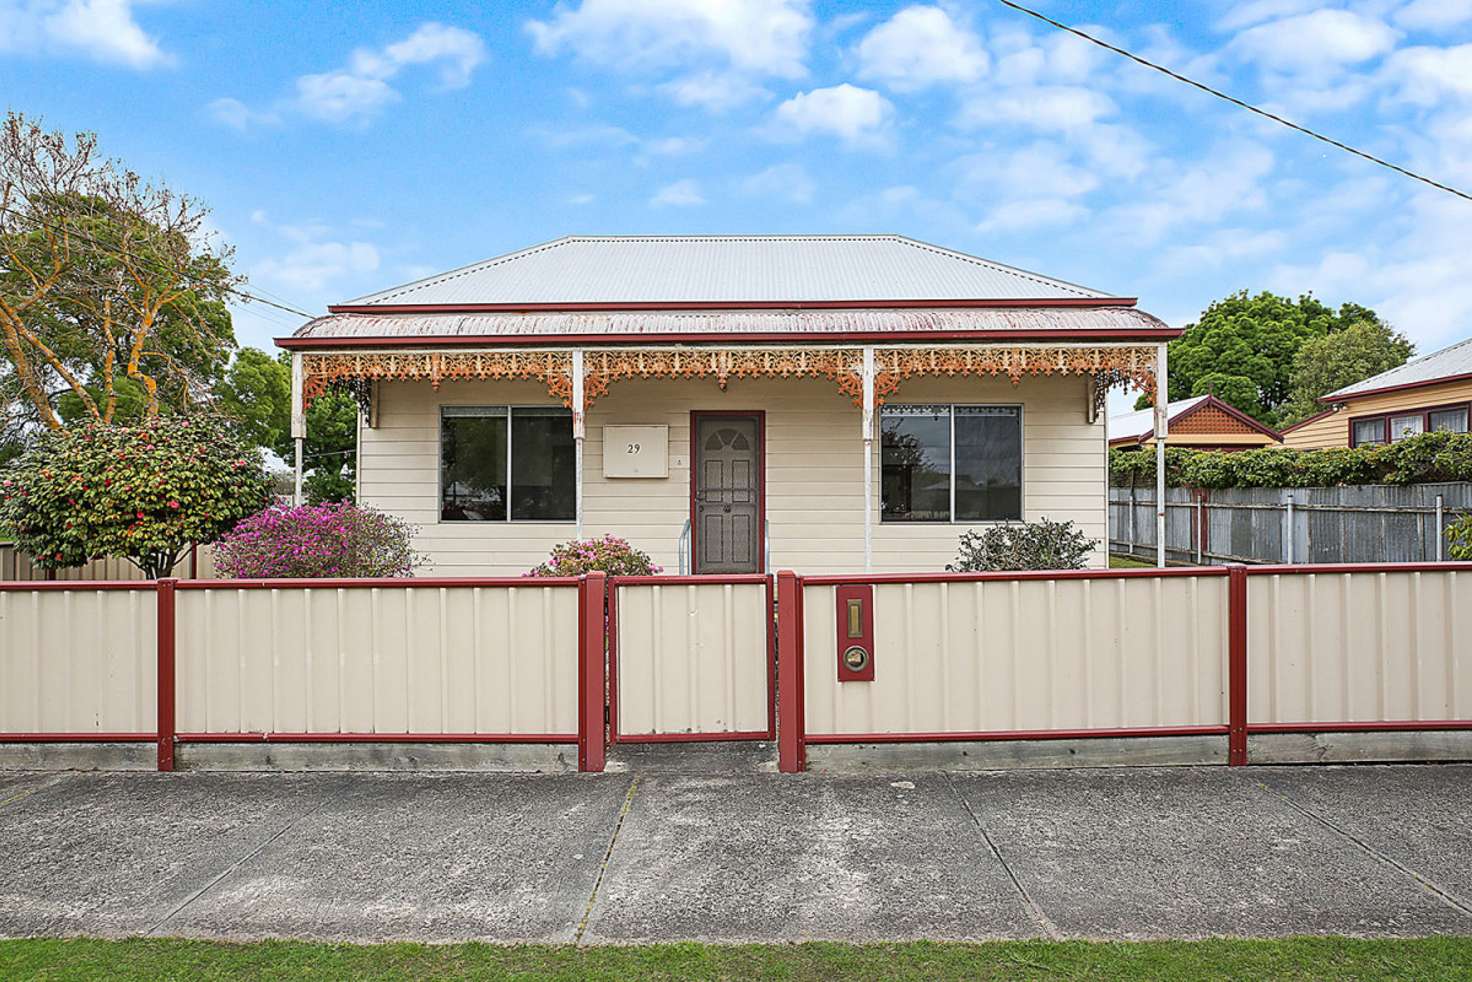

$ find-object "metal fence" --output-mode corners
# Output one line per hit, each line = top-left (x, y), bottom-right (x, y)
(1110, 483), (1472, 565)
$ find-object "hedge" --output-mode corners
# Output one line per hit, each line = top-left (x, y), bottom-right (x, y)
(1110, 432), (1472, 489)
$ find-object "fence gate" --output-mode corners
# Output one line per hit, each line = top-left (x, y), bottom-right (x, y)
(608, 574), (775, 743)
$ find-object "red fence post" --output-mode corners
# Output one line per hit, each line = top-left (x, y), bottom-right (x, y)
(776, 570), (806, 773)
(156, 577), (178, 772)
(1227, 564), (1248, 766)
(578, 572), (607, 773)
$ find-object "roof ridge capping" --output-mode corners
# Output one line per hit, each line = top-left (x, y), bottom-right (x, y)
(334, 234), (1129, 310)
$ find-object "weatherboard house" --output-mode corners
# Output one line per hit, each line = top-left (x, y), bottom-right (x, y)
(277, 236), (1179, 575)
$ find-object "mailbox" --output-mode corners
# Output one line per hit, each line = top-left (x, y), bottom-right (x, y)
(834, 584), (875, 682)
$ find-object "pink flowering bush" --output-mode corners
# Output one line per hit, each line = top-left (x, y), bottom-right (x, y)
(526, 534), (662, 577)
(214, 501), (424, 578)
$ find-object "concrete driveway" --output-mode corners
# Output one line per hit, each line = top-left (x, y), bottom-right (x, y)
(1, 763), (1470, 943)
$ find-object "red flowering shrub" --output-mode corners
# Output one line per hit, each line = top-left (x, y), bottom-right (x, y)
(214, 501), (423, 578)
(0, 416), (272, 577)
(526, 534), (662, 577)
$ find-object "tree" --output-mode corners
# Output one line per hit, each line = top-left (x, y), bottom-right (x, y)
(1280, 319), (1414, 424)
(0, 415), (273, 577)
(212, 348), (358, 502)
(1138, 291), (1393, 426)
(0, 112), (238, 431)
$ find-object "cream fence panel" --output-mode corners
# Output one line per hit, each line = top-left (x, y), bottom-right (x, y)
(174, 583), (580, 736)
(802, 575), (1230, 737)
(1248, 569), (1472, 725)
(614, 579), (771, 737)
(0, 587), (157, 734)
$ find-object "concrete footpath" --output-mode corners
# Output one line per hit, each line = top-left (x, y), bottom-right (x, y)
(1, 762), (1470, 943)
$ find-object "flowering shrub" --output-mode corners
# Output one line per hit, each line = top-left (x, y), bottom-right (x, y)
(947, 518), (1098, 572)
(0, 415), (273, 578)
(526, 534), (662, 577)
(214, 501), (423, 578)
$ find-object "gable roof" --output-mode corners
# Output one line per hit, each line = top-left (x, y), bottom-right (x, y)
(1323, 335), (1472, 402)
(1108, 394), (1282, 445)
(334, 234), (1124, 309)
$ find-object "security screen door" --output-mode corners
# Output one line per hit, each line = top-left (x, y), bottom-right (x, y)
(693, 414), (762, 574)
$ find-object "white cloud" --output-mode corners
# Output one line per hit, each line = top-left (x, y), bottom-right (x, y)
(1395, 0), (1472, 32)
(1229, 9), (1398, 75)
(956, 85), (1116, 133)
(741, 162), (815, 204)
(644, 135), (706, 155)
(650, 178), (705, 206)
(956, 143), (1101, 202)
(975, 198), (1088, 234)
(528, 0), (813, 78)
(771, 83), (892, 147)
(855, 6), (987, 91)
(249, 211), (382, 294)
(212, 22), (486, 128)
(1105, 144), (1276, 242)
(0, 0), (169, 68)
(1382, 44), (1472, 106)
(1215, 0), (1321, 32)
(659, 71), (771, 111)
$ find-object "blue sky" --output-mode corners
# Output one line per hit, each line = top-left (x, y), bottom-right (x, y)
(5, 0), (1472, 415)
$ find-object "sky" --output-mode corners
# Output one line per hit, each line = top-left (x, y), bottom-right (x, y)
(5, 0), (1472, 416)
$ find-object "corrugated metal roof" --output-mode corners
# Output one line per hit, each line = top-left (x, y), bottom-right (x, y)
(1326, 335), (1472, 399)
(340, 235), (1117, 306)
(291, 305), (1169, 342)
(1108, 396), (1207, 442)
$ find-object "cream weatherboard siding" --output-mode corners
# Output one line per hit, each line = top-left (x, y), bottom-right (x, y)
(358, 373), (1107, 576)
(1281, 378), (1472, 449)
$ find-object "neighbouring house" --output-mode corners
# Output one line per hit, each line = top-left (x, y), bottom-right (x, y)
(1108, 394), (1282, 452)
(1282, 335), (1472, 449)
(276, 235), (1177, 575)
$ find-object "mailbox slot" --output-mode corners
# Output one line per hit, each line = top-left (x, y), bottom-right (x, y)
(834, 584), (875, 682)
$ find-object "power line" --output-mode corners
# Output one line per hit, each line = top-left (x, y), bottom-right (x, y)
(993, 0), (1472, 204)
(0, 202), (320, 318)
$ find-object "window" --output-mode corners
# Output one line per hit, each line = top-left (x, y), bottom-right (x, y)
(1389, 414), (1425, 442)
(1351, 418), (1386, 445)
(441, 407), (575, 522)
(1430, 407), (1469, 433)
(881, 405), (1021, 522)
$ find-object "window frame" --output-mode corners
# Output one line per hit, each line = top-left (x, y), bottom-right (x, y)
(438, 405), (576, 524)
(1348, 400), (1472, 447)
(879, 402), (1024, 525)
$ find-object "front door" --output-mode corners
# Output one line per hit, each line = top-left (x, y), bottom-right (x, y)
(692, 413), (763, 573)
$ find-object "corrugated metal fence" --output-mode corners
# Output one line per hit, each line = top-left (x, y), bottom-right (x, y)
(1110, 483), (1472, 565)
(0, 544), (218, 581)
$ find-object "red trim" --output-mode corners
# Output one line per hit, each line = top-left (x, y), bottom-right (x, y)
(689, 410), (766, 576)
(1244, 561), (1472, 576)
(176, 732), (577, 744)
(1227, 564), (1248, 766)
(1246, 721), (1472, 734)
(776, 570), (806, 773)
(613, 731), (773, 745)
(578, 571), (607, 772)
(834, 584), (875, 683)
(1278, 406), (1338, 435)
(326, 298), (1141, 314)
(611, 573), (771, 585)
(156, 578), (177, 772)
(1347, 399), (1470, 448)
(0, 733), (155, 743)
(276, 328), (1182, 350)
(0, 580), (156, 591)
(176, 575), (581, 590)
(805, 724), (1230, 745)
(1322, 370), (1472, 404)
(1127, 394), (1284, 446)
(800, 566), (1229, 587)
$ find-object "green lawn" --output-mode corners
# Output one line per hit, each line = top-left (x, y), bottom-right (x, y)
(1109, 553), (1156, 568)
(4, 937), (1472, 981)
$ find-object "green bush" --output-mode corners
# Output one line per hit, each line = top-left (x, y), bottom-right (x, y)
(1110, 432), (1472, 489)
(1449, 516), (1472, 561)
(947, 518), (1098, 572)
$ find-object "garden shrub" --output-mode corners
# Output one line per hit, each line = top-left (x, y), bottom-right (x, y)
(0, 415), (273, 577)
(1449, 516), (1472, 561)
(214, 501), (422, 578)
(526, 534), (662, 577)
(1110, 432), (1472, 489)
(947, 518), (1098, 572)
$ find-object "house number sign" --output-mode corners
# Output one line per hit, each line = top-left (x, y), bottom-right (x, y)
(602, 425), (669, 478)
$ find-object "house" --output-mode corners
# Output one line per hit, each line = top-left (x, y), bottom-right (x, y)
(1108, 394), (1282, 452)
(1281, 335), (1472, 449)
(277, 235), (1178, 575)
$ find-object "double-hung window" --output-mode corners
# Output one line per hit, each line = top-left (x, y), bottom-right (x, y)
(880, 405), (1022, 522)
(440, 407), (575, 522)
(1350, 403), (1470, 446)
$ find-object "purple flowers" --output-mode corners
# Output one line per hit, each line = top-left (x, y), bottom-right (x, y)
(526, 533), (662, 578)
(215, 501), (425, 578)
